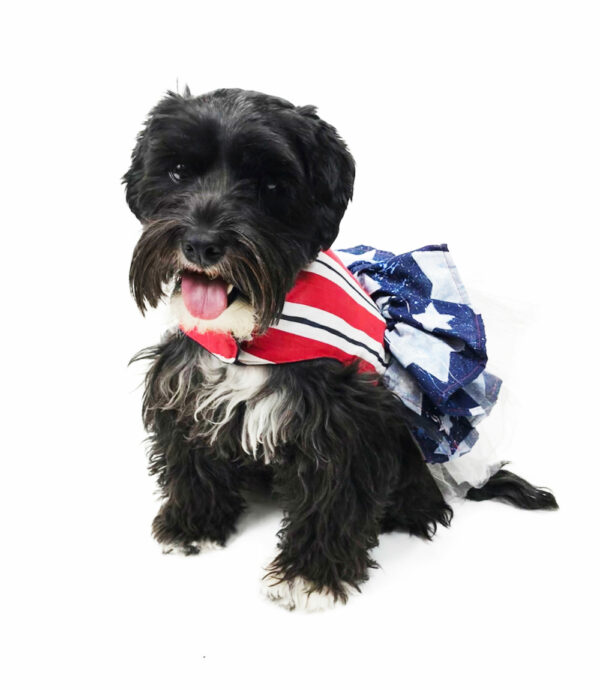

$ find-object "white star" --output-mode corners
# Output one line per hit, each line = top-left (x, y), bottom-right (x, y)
(388, 323), (453, 383)
(359, 248), (378, 262)
(413, 303), (454, 331)
(411, 250), (466, 304)
(440, 414), (454, 434)
(335, 247), (378, 266)
(433, 438), (452, 456)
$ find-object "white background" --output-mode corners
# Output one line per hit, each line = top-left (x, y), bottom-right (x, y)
(2, 1), (599, 688)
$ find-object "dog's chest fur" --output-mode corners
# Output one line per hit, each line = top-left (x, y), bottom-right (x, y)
(192, 352), (288, 463)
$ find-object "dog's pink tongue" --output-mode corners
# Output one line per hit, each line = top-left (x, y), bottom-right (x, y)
(181, 271), (228, 320)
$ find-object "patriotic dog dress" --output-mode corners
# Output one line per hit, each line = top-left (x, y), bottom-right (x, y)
(180, 245), (504, 498)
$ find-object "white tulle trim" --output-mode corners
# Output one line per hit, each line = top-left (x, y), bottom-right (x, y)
(427, 428), (505, 500)
(427, 456), (505, 500)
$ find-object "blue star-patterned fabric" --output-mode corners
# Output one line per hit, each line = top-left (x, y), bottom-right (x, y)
(335, 244), (502, 464)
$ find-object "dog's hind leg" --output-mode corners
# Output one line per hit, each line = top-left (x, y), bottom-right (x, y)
(379, 426), (453, 538)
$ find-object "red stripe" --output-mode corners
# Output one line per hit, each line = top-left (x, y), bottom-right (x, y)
(181, 327), (238, 360)
(244, 327), (375, 372)
(285, 271), (385, 342)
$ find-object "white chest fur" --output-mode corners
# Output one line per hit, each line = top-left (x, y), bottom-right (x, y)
(194, 355), (287, 463)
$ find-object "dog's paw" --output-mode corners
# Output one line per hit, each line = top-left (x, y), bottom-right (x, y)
(161, 539), (222, 556)
(261, 573), (351, 612)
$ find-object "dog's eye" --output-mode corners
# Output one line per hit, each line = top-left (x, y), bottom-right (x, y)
(263, 178), (278, 192)
(169, 163), (186, 183)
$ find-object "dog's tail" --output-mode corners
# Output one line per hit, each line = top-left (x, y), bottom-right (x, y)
(466, 468), (558, 510)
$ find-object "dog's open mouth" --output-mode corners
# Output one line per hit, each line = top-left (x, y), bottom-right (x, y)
(175, 267), (240, 320)
(170, 253), (256, 338)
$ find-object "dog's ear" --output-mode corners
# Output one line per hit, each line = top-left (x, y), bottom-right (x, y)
(123, 89), (193, 220)
(294, 105), (355, 250)
(123, 124), (149, 220)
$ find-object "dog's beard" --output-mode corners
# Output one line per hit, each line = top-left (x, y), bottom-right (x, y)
(129, 215), (311, 335)
(129, 216), (181, 315)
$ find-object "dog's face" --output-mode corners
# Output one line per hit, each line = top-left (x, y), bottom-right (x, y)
(125, 88), (355, 334)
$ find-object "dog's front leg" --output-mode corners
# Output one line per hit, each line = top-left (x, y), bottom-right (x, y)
(149, 413), (246, 555)
(263, 449), (385, 611)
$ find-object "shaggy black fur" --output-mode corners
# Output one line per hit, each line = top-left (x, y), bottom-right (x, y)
(126, 87), (354, 332)
(132, 335), (451, 602)
(125, 88), (557, 607)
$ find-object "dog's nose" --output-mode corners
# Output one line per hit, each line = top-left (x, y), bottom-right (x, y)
(181, 232), (225, 267)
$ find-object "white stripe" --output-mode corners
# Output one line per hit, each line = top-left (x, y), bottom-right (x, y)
(237, 350), (275, 365)
(211, 352), (237, 364)
(270, 316), (387, 373)
(306, 252), (383, 320)
(280, 302), (387, 362)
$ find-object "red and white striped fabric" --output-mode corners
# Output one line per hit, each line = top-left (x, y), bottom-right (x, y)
(181, 249), (389, 374)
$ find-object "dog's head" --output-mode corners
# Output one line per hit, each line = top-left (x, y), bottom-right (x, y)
(124, 88), (355, 335)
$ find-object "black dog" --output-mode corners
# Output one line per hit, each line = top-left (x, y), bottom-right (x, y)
(125, 88), (557, 610)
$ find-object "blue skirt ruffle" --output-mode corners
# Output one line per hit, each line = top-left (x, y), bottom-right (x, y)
(336, 245), (502, 464)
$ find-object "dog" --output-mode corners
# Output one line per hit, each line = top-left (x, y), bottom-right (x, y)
(125, 88), (557, 611)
